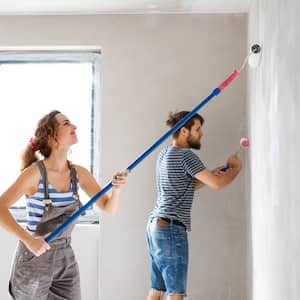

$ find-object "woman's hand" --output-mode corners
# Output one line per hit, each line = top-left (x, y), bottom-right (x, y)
(23, 236), (50, 257)
(112, 171), (128, 189)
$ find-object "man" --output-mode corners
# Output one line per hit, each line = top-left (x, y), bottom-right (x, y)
(146, 111), (241, 300)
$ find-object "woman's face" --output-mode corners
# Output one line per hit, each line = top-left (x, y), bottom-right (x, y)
(54, 113), (78, 148)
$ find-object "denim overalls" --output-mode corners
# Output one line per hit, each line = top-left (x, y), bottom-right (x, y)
(9, 160), (82, 300)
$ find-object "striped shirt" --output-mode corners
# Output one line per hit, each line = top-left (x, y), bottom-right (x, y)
(151, 146), (206, 231)
(26, 178), (78, 234)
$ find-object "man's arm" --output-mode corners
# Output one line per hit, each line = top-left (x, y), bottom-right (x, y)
(194, 165), (225, 190)
(195, 180), (205, 190)
(194, 154), (241, 190)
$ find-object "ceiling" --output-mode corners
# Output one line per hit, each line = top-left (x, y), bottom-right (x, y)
(0, 0), (250, 15)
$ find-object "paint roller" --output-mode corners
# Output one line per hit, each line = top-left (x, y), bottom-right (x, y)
(220, 137), (250, 172)
(44, 44), (262, 244)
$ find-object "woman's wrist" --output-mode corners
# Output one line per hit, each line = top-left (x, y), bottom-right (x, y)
(20, 231), (33, 245)
(112, 186), (122, 194)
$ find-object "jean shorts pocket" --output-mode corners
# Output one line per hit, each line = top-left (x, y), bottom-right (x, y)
(151, 226), (171, 240)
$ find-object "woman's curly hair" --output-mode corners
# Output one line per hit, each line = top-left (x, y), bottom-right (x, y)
(21, 110), (61, 171)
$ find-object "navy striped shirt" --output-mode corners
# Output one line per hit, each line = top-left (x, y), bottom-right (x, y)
(26, 178), (78, 234)
(151, 146), (206, 231)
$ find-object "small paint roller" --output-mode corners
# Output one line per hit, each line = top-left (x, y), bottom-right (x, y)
(220, 137), (249, 172)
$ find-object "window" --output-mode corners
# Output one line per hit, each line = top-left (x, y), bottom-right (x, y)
(0, 50), (101, 223)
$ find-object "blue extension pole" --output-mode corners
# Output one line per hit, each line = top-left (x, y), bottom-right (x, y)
(45, 70), (240, 243)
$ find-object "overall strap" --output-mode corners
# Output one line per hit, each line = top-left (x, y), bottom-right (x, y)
(36, 160), (51, 204)
(70, 164), (80, 200)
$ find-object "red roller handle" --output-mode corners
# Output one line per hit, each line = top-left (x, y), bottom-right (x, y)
(218, 70), (240, 91)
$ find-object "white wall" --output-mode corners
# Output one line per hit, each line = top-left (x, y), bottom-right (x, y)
(0, 14), (247, 299)
(248, 0), (300, 299)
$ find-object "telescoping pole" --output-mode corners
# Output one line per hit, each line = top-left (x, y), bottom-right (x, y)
(45, 69), (240, 243)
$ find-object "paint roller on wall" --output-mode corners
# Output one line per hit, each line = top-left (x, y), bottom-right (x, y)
(220, 138), (250, 172)
(44, 44), (262, 243)
(220, 44), (262, 172)
(238, 43), (262, 72)
(248, 44), (262, 68)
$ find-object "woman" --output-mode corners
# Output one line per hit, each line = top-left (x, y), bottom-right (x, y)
(0, 110), (127, 299)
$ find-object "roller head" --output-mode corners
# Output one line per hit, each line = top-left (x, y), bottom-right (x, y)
(248, 44), (262, 68)
(240, 137), (249, 148)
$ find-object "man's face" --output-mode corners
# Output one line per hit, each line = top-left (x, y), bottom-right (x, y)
(186, 119), (203, 150)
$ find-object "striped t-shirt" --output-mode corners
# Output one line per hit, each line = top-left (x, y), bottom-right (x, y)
(26, 178), (78, 234)
(151, 146), (206, 231)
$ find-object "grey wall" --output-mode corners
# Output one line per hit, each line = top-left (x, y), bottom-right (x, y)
(248, 0), (300, 299)
(0, 14), (247, 299)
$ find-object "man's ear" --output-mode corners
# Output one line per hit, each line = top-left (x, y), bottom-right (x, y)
(179, 127), (188, 137)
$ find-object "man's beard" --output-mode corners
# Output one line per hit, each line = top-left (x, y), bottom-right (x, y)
(187, 134), (201, 150)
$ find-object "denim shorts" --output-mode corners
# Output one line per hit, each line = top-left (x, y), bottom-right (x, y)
(146, 217), (188, 296)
